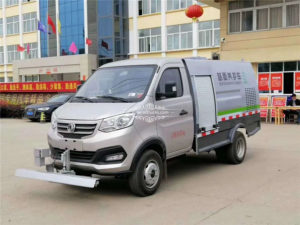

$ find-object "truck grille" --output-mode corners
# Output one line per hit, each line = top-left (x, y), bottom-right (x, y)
(51, 148), (95, 163)
(57, 122), (97, 139)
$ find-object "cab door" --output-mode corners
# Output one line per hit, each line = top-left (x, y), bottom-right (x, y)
(154, 66), (194, 156)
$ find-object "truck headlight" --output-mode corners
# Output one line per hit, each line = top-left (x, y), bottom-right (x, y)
(51, 113), (57, 129)
(38, 107), (50, 111)
(99, 113), (135, 132)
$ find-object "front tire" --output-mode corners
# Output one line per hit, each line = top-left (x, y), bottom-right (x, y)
(215, 131), (247, 164)
(129, 150), (163, 197)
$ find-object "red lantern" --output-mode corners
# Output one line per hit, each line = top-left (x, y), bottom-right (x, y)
(185, 4), (204, 22)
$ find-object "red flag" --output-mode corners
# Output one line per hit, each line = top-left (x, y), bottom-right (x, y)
(86, 38), (92, 46)
(48, 16), (56, 34)
(101, 40), (109, 50)
(27, 43), (30, 54)
(17, 45), (25, 52)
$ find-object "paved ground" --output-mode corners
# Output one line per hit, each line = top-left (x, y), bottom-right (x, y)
(0, 119), (299, 225)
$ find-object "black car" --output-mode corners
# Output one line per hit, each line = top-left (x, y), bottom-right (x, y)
(24, 93), (74, 121)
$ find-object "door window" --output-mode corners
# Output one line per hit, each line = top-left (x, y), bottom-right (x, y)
(156, 68), (183, 100)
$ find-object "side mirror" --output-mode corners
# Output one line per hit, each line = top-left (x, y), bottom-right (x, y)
(156, 92), (165, 100)
(156, 82), (177, 100)
(164, 82), (177, 98)
(76, 84), (82, 91)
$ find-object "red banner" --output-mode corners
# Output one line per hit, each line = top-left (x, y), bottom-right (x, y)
(271, 96), (286, 118)
(295, 72), (300, 92)
(0, 81), (81, 93)
(258, 74), (270, 91)
(259, 96), (269, 118)
(271, 73), (283, 91)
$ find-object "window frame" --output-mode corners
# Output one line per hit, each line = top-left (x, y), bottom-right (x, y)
(285, 2), (300, 27)
(228, 0), (300, 34)
(0, 46), (4, 65)
(138, 27), (161, 53)
(155, 67), (184, 100)
(167, 0), (192, 11)
(167, 23), (193, 50)
(23, 12), (37, 33)
(6, 15), (19, 35)
(198, 20), (220, 48)
(6, 0), (18, 7)
(24, 42), (38, 59)
(0, 19), (3, 36)
(7, 45), (20, 63)
(167, 0), (206, 12)
(139, 0), (161, 15)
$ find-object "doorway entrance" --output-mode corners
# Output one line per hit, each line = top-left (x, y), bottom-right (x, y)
(283, 73), (294, 94)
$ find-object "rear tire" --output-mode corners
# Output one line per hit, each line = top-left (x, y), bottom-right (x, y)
(129, 150), (163, 197)
(215, 131), (247, 164)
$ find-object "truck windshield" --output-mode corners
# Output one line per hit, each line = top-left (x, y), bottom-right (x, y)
(74, 65), (157, 103)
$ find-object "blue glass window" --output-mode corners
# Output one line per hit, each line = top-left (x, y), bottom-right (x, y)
(40, 0), (48, 57)
(59, 0), (85, 55)
(99, 17), (113, 37)
(99, 38), (113, 58)
(98, 0), (113, 17)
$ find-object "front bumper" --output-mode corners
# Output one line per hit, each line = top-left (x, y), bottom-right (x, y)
(25, 108), (51, 120)
(47, 122), (143, 174)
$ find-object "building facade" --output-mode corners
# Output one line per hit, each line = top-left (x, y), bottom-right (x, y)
(128, 0), (221, 59)
(214, 0), (300, 95)
(0, 0), (129, 83)
(0, 0), (39, 82)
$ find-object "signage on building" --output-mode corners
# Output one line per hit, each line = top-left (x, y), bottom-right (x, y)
(295, 72), (300, 92)
(258, 74), (269, 91)
(270, 73), (283, 91)
(271, 96), (286, 118)
(0, 81), (81, 93)
(38, 67), (59, 75)
(259, 96), (269, 118)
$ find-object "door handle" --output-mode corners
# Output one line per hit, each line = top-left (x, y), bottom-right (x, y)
(179, 110), (188, 116)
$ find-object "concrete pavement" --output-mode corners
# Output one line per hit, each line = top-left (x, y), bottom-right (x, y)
(1, 119), (299, 225)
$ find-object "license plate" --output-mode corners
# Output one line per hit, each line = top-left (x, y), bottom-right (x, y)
(60, 139), (83, 151)
(27, 111), (34, 116)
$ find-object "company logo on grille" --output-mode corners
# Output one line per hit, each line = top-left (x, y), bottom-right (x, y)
(67, 123), (76, 133)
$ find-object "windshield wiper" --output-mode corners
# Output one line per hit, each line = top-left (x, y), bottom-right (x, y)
(96, 95), (129, 102)
(72, 96), (94, 102)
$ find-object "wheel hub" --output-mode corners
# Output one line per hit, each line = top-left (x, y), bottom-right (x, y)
(236, 138), (245, 159)
(144, 161), (160, 188)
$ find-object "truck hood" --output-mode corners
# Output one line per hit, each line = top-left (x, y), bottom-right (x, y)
(55, 102), (136, 121)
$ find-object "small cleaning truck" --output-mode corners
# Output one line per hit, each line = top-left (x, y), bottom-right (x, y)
(16, 58), (261, 196)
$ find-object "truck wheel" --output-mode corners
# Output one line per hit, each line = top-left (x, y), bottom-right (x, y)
(129, 150), (163, 197)
(215, 131), (247, 164)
